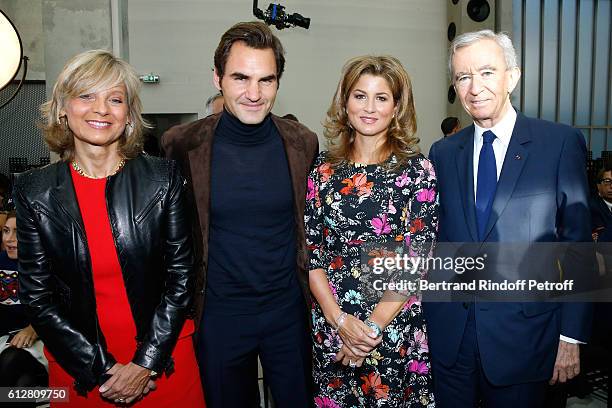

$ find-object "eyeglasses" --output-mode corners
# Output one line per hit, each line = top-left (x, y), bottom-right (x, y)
(599, 178), (612, 186)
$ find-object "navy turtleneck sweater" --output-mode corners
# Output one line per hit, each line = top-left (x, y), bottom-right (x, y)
(205, 110), (301, 314)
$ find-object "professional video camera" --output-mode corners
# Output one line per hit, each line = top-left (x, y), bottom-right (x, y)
(253, 0), (310, 30)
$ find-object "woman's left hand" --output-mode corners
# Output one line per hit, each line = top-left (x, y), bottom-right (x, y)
(9, 325), (38, 348)
(99, 362), (152, 404)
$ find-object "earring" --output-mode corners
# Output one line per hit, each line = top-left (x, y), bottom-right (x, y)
(59, 116), (71, 138)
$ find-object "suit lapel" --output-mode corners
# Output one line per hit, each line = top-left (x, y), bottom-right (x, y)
(271, 115), (307, 234)
(187, 117), (220, 245)
(482, 112), (531, 240)
(49, 162), (86, 235)
(603, 199), (612, 217)
(455, 127), (478, 242)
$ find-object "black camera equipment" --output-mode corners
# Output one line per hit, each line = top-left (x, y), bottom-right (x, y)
(252, 0), (310, 30)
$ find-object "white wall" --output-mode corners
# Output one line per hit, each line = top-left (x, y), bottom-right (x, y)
(127, 0), (448, 154)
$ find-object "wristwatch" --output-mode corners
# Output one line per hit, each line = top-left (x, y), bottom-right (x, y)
(364, 318), (382, 337)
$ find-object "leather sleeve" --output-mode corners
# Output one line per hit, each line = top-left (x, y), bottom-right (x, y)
(14, 175), (116, 393)
(131, 161), (194, 372)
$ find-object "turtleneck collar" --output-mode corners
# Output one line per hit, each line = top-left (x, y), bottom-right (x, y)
(216, 107), (274, 145)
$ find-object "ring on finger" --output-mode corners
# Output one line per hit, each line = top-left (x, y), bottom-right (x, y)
(349, 360), (357, 368)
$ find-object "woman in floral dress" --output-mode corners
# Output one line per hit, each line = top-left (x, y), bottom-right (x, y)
(306, 55), (438, 407)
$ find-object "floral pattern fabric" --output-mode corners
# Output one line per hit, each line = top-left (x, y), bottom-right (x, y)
(305, 152), (438, 407)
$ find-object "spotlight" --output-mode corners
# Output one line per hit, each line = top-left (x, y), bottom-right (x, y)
(0, 9), (28, 109)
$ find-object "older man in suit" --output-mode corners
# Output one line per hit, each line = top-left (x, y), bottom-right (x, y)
(425, 30), (592, 407)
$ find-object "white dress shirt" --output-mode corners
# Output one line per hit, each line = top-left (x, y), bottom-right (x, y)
(470, 108), (581, 345)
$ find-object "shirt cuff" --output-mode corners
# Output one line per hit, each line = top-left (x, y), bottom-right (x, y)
(559, 335), (586, 345)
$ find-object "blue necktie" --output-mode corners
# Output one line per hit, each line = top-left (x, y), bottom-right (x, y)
(476, 130), (497, 240)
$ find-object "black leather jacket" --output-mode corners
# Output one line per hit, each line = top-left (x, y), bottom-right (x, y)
(14, 155), (194, 393)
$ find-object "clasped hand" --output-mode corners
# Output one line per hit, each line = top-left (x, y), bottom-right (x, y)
(100, 362), (157, 404)
(335, 314), (382, 366)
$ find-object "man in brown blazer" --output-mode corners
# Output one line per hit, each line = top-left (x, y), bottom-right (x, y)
(162, 22), (318, 408)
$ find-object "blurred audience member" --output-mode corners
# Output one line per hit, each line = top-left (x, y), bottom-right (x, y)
(0, 173), (10, 210)
(591, 166), (612, 242)
(441, 116), (460, 137)
(0, 211), (48, 397)
(282, 113), (299, 122)
(204, 92), (224, 116)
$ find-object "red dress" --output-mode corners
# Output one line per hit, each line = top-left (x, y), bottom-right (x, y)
(46, 167), (205, 407)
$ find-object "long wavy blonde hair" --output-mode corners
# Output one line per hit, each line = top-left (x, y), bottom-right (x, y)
(323, 55), (420, 167)
(40, 50), (147, 161)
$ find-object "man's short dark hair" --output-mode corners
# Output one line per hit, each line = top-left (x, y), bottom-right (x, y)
(214, 21), (286, 82)
(441, 116), (460, 136)
(597, 166), (612, 182)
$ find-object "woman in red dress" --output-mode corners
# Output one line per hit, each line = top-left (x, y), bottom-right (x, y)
(15, 50), (205, 407)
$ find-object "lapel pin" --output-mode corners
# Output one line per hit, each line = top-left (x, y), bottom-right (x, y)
(515, 154), (521, 160)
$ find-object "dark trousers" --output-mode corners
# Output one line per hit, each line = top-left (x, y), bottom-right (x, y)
(197, 300), (311, 408)
(431, 305), (547, 408)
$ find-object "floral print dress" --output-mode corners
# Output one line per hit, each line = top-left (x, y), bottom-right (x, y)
(305, 152), (438, 407)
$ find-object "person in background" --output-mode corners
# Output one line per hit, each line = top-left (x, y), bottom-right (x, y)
(0, 173), (11, 211)
(440, 116), (460, 137)
(591, 166), (612, 242)
(0, 210), (48, 406)
(282, 113), (299, 122)
(204, 92), (224, 116)
(15, 50), (204, 407)
(306, 55), (437, 407)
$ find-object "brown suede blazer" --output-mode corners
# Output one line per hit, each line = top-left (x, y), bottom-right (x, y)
(161, 113), (319, 332)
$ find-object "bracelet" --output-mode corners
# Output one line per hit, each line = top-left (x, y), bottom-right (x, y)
(335, 312), (348, 329)
(364, 318), (383, 338)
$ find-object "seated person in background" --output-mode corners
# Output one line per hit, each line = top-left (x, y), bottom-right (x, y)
(590, 166), (612, 242)
(0, 173), (10, 211)
(441, 116), (460, 137)
(204, 92), (224, 116)
(0, 210), (48, 394)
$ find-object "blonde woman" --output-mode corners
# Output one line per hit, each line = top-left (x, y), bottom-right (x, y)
(15, 50), (204, 406)
(306, 56), (437, 407)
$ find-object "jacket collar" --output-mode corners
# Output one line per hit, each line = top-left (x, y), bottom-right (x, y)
(455, 124), (478, 241)
(185, 112), (308, 244)
(482, 111), (531, 240)
(49, 162), (86, 235)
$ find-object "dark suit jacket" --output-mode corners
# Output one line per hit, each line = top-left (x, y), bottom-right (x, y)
(424, 111), (592, 386)
(590, 195), (612, 242)
(161, 113), (319, 334)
